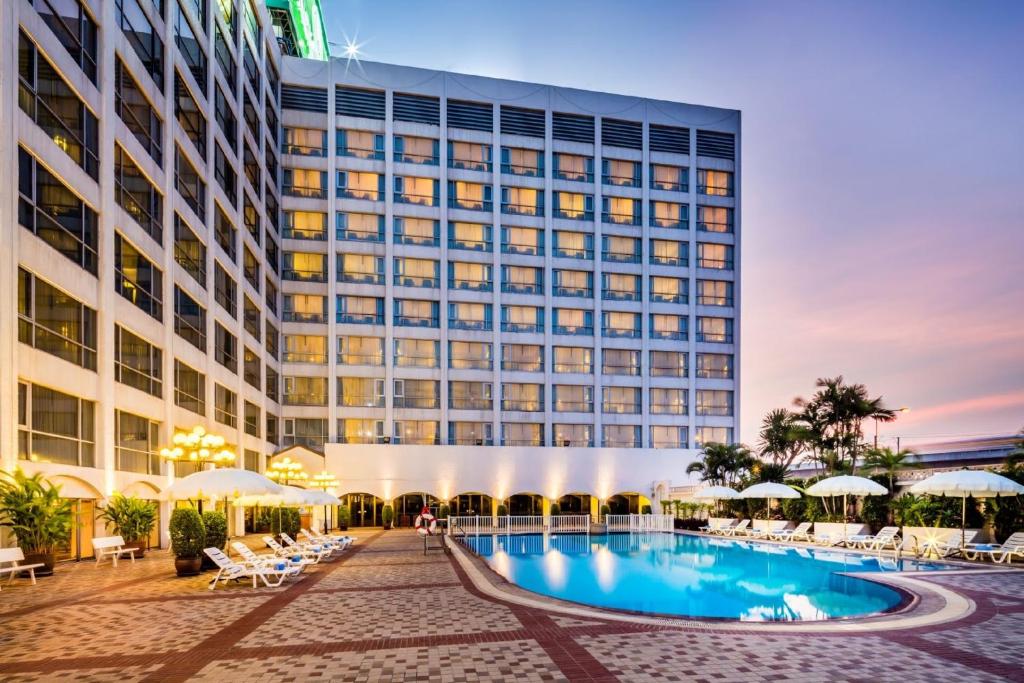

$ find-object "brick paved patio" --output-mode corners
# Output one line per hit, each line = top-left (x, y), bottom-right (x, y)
(0, 530), (1022, 682)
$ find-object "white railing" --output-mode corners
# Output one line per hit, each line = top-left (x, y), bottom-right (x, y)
(606, 514), (674, 532)
(448, 514), (592, 535)
(549, 514), (591, 533)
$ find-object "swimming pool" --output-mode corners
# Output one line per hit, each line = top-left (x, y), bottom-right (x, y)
(461, 532), (952, 621)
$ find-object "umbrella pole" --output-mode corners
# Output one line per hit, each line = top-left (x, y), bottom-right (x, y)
(961, 495), (966, 552)
(843, 494), (848, 547)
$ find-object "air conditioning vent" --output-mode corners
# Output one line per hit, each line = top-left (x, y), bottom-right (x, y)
(393, 93), (440, 125)
(447, 99), (493, 132)
(696, 130), (735, 160)
(552, 112), (594, 143)
(281, 84), (328, 113)
(335, 86), (385, 119)
(500, 106), (545, 138)
(601, 118), (642, 150)
(649, 124), (690, 155)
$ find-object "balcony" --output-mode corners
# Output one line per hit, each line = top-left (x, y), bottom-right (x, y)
(394, 396), (440, 409)
(554, 246), (593, 260)
(697, 258), (734, 270)
(697, 332), (734, 344)
(283, 184), (327, 200)
(602, 211), (640, 226)
(337, 312), (383, 325)
(697, 295), (733, 307)
(603, 250), (640, 264)
(283, 311), (326, 324)
(651, 292), (687, 304)
(502, 241), (543, 257)
(394, 315), (439, 328)
(448, 278), (492, 292)
(449, 318), (491, 331)
(501, 400), (544, 412)
(603, 326), (640, 339)
(651, 329), (686, 341)
(501, 201), (541, 217)
(553, 324), (593, 336)
(449, 398), (493, 410)
(394, 275), (439, 289)
(448, 196), (492, 212)
(502, 282), (543, 296)
(394, 191), (437, 207)
(338, 271), (384, 285)
(651, 254), (688, 267)
(501, 321), (542, 334)
(449, 236), (491, 252)
(601, 289), (639, 302)
(336, 187), (381, 201)
(283, 268), (326, 283)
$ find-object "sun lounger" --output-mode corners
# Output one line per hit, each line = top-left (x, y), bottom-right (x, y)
(280, 532), (332, 562)
(770, 522), (812, 542)
(231, 541), (308, 573)
(849, 526), (901, 551)
(963, 531), (1024, 563)
(203, 547), (301, 590)
(699, 520), (732, 534)
(300, 528), (350, 552)
(263, 536), (320, 564)
(721, 519), (750, 537)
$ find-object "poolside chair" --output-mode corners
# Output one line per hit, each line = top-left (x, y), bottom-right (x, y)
(300, 528), (350, 552)
(280, 532), (333, 562)
(721, 519), (750, 537)
(910, 530), (964, 559)
(812, 530), (842, 546)
(203, 548), (301, 590)
(263, 536), (321, 564)
(698, 520), (729, 534)
(231, 541), (309, 573)
(963, 531), (1024, 563)
(849, 526), (901, 551)
(770, 522), (812, 542)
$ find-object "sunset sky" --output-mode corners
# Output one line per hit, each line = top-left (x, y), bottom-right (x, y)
(321, 0), (1024, 448)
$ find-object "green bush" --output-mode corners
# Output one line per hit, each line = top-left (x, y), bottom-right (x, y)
(336, 504), (351, 527)
(281, 508), (301, 537)
(549, 502), (561, 516)
(991, 468), (1024, 540)
(599, 504), (610, 519)
(98, 494), (157, 546)
(891, 493), (984, 528)
(169, 508), (205, 559)
(0, 470), (73, 554)
(202, 511), (228, 551)
(641, 504), (652, 515)
(496, 503), (508, 516)
(438, 504), (449, 519)
(381, 504), (394, 527)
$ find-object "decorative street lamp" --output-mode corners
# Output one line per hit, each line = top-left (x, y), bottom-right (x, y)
(266, 456), (308, 486)
(311, 471), (339, 533)
(159, 426), (236, 465)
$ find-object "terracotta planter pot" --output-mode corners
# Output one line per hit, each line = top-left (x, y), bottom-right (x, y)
(128, 540), (146, 559)
(174, 556), (202, 576)
(23, 552), (55, 577)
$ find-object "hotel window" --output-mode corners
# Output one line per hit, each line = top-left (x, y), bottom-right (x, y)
(283, 376), (328, 406)
(394, 379), (440, 409)
(650, 276), (688, 304)
(697, 353), (733, 379)
(265, 278), (278, 315)
(30, 0), (98, 84)
(450, 422), (493, 446)
(448, 141), (492, 172)
(553, 192), (594, 221)
(284, 293), (326, 323)
(651, 350), (687, 378)
(602, 235), (640, 263)
(18, 147), (98, 273)
(553, 153), (593, 182)
(283, 252), (326, 282)
(394, 257), (439, 288)
(555, 385), (594, 413)
(695, 426), (731, 447)
(552, 346), (592, 374)
(603, 425), (640, 448)
(17, 382), (95, 467)
(552, 424), (593, 448)
(338, 377), (385, 408)
(283, 334), (327, 364)
(214, 383), (237, 427)
(267, 415), (279, 445)
(448, 262), (492, 291)
(650, 239), (687, 267)
(174, 214), (206, 287)
(501, 147), (543, 176)
(698, 169), (734, 197)
(337, 295), (384, 325)
(336, 129), (383, 159)
(697, 280), (733, 307)
(175, 72), (206, 156)
(602, 311), (640, 338)
(449, 341), (493, 370)
(214, 205), (237, 262)
(215, 84), (237, 149)
(394, 339), (440, 368)
(175, 145), (206, 222)
(340, 336), (385, 366)
(284, 210), (327, 240)
(602, 159), (640, 187)
(243, 346), (260, 388)
(697, 206), (734, 234)
(266, 320), (279, 359)
(554, 231), (593, 260)
(449, 382), (493, 410)
(214, 262), (237, 316)
(266, 367), (279, 403)
(394, 299), (440, 328)
(214, 322), (237, 371)
(244, 402), (260, 438)
(501, 344), (542, 372)
(502, 422), (543, 447)
(393, 420), (440, 445)
(501, 305), (544, 333)
(339, 254), (384, 285)
(394, 135), (439, 165)
(601, 273), (640, 301)
(603, 349), (640, 376)
(501, 226), (543, 256)
(115, 0), (165, 90)
(449, 222), (492, 252)
(395, 217), (440, 246)
(244, 147), (260, 195)
(502, 383), (543, 412)
(394, 176), (439, 206)
(336, 171), (384, 200)
(174, 360), (205, 415)
(244, 194), (259, 243)
(113, 56), (161, 168)
(502, 265), (544, 295)
(651, 201), (688, 229)
(650, 164), (687, 192)
(697, 317), (733, 344)
(603, 386), (640, 414)
(339, 419), (385, 444)
(283, 167), (327, 199)
(448, 302), (492, 331)
(114, 326), (162, 397)
(448, 181), (492, 211)
(174, 1), (207, 86)
(602, 196), (640, 225)
(174, 286), (206, 351)
(697, 243), (734, 270)
(283, 418), (328, 449)
(115, 410), (160, 475)
(651, 425), (688, 449)
(650, 313), (687, 340)
(337, 212), (384, 242)
(115, 234), (163, 320)
(696, 390), (733, 417)
(501, 186), (543, 216)
(552, 308), (593, 336)
(17, 269), (97, 371)
(651, 388), (687, 415)
(283, 127), (326, 156)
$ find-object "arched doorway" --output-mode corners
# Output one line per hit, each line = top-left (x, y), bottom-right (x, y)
(505, 493), (544, 516)
(607, 493), (641, 515)
(450, 492), (493, 517)
(394, 492), (440, 527)
(49, 476), (102, 561)
(342, 492), (384, 528)
(558, 493), (592, 517)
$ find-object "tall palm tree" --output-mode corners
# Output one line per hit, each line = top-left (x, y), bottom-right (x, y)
(686, 443), (754, 487)
(862, 447), (920, 494)
(758, 408), (807, 470)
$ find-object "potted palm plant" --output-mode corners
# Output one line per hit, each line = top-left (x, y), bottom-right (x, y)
(336, 504), (350, 531)
(200, 511), (227, 570)
(98, 494), (157, 559)
(0, 470), (72, 576)
(169, 507), (205, 576)
(381, 504), (394, 530)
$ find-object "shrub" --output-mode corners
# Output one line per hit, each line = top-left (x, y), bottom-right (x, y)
(98, 494), (156, 546)
(281, 508), (301, 537)
(599, 504), (610, 519)
(641, 504), (652, 515)
(674, 518), (703, 531)
(336, 504), (351, 527)
(381, 504), (394, 527)
(438, 504), (449, 519)
(254, 507), (274, 532)
(0, 470), (73, 554)
(202, 511), (228, 551)
(169, 508), (205, 559)
(496, 504), (508, 517)
(549, 502), (561, 516)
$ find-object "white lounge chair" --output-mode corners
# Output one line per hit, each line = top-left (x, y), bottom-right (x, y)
(263, 536), (319, 564)
(770, 522), (813, 542)
(280, 532), (332, 562)
(812, 530), (842, 546)
(203, 547), (301, 590)
(910, 530), (964, 559)
(231, 541), (308, 573)
(0, 548), (46, 591)
(963, 531), (1024, 563)
(300, 528), (349, 552)
(700, 520), (734, 534)
(721, 519), (750, 537)
(849, 526), (901, 551)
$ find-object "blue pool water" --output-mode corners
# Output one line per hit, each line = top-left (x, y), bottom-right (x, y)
(462, 533), (951, 621)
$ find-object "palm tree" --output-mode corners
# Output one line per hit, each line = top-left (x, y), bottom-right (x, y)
(758, 408), (807, 470)
(686, 443), (754, 487)
(862, 447), (919, 494)
(755, 461), (790, 483)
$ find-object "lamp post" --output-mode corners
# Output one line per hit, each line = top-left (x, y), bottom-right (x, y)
(159, 426), (236, 513)
(874, 407), (910, 449)
(311, 471), (339, 533)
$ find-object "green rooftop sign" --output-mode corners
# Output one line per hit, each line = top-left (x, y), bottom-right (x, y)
(267, 0), (330, 60)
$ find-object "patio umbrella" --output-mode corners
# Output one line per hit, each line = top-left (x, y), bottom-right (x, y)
(804, 475), (888, 546)
(738, 482), (801, 520)
(910, 470), (1024, 550)
(164, 468), (282, 502)
(692, 485), (740, 517)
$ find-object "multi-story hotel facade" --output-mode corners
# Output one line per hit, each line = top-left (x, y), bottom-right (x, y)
(0, 0), (739, 545)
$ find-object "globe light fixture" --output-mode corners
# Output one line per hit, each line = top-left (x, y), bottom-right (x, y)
(159, 426), (236, 464)
(267, 456), (308, 485)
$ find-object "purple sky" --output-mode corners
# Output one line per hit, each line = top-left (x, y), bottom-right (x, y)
(321, 0), (1024, 448)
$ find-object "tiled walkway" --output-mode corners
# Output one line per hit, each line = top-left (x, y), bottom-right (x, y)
(0, 530), (1022, 682)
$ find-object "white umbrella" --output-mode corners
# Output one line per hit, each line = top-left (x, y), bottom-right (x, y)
(234, 485), (312, 508)
(692, 485), (740, 517)
(738, 482), (801, 520)
(910, 470), (1024, 549)
(805, 475), (889, 546)
(164, 468), (282, 501)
